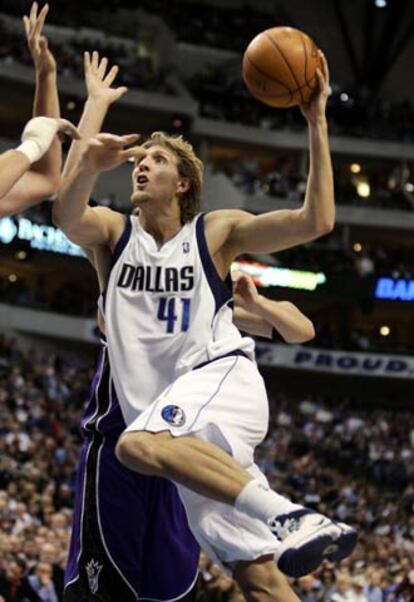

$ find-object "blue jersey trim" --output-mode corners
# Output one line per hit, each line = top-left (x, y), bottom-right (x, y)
(195, 213), (232, 315)
(103, 215), (132, 312)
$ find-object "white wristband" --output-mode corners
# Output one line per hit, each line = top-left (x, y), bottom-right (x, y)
(16, 140), (43, 165)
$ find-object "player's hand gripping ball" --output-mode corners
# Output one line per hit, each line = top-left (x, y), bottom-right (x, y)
(243, 26), (321, 108)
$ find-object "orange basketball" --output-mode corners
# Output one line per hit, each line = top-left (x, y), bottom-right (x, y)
(242, 26), (321, 108)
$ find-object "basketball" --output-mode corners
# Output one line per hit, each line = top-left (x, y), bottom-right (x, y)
(242, 26), (321, 108)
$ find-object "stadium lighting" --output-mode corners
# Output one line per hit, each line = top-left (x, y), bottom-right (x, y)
(379, 325), (391, 336)
(375, 0), (387, 7)
(353, 243), (362, 253)
(350, 163), (361, 174)
(231, 259), (326, 291)
(357, 181), (371, 198)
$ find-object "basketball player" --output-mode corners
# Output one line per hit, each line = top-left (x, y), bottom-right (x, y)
(55, 51), (357, 599)
(61, 49), (314, 602)
(59, 51), (201, 602)
(0, 3), (79, 216)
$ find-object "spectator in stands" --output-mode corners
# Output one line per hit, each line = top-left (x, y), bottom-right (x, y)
(28, 562), (58, 602)
(0, 557), (41, 601)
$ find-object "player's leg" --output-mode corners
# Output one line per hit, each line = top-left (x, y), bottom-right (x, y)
(116, 356), (357, 578)
(117, 429), (254, 502)
(234, 556), (300, 602)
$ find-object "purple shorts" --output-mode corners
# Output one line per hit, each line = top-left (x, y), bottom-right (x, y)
(64, 343), (199, 601)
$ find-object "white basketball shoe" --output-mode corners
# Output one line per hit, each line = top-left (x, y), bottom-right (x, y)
(269, 510), (357, 578)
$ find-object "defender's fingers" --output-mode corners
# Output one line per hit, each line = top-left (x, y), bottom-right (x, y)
(87, 138), (105, 148)
(95, 133), (128, 147)
(97, 57), (108, 78)
(96, 133), (140, 144)
(231, 271), (245, 282)
(33, 3), (49, 38)
(121, 146), (145, 161)
(84, 51), (91, 71)
(121, 134), (141, 145)
(122, 145), (146, 160)
(29, 2), (38, 27)
(103, 65), (119, 86)
(23, 16), (30, 38)
(57, 119), (81, 140)
(92, 50), (99, 70)
(114, 87), (128, 100)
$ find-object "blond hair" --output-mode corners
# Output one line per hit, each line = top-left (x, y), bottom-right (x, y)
(143, 132), (204, 224)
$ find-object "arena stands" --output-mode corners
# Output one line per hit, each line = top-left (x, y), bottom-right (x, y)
(0, 336), (412, 600)
(1, 4), (414, 141)
(1, 1), (413, 600)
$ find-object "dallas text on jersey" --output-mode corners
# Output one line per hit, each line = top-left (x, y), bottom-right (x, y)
(117, 264), (195, 293)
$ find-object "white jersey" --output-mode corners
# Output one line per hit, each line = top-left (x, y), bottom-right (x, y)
(104, 213), (255, 424)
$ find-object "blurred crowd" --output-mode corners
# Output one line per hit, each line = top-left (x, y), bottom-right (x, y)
(1, 2), (414, 142)
(1, 0), (284, 52)
(189, 64), (414, 143)
(0, 335), (90, 601)
(0, 19), (166, 94)
(220, 156), (414, 212)
(0, 335), (413, 600)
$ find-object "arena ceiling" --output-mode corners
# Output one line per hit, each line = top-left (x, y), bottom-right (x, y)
(185, 0), (414, 102)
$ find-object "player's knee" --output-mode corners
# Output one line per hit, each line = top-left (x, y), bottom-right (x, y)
(116, 432), (159, 475)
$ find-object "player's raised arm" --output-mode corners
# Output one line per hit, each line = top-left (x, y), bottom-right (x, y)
(0, 3), (79, 216)
(62, 50), (128, 180)
(0, 117), (79, 216)
(53, 51), (131, 247)
(210, 51), (334, 259)
(232, 272), (315, 343)
(24, 3), (61, 184)
(55, 133), (141, 247)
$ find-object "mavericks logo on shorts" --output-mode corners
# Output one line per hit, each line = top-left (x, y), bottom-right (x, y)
(161, 405), (186, 427)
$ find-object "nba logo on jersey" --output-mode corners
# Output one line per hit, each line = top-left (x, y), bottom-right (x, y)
(182, 241), (190, 254)
(86, 559), (103, 594)
(161, 405), (186, 426)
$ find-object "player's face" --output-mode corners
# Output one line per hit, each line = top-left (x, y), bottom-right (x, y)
(130, 145), (182, 208)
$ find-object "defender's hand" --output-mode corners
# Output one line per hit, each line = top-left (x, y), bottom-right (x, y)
(84, 51), (128, 106)
(23, 2), (56, 77)
(18, 117), (80, 164)
(300, 51), (329, 125)
(232, 271), (260, 312)
(81, 133), (141, 174)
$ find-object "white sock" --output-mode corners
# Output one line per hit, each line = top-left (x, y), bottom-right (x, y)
(235, 479), (304, 523)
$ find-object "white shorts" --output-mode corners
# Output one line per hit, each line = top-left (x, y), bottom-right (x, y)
(177, 464), (279, 573)
(125, 354), (280, 569)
